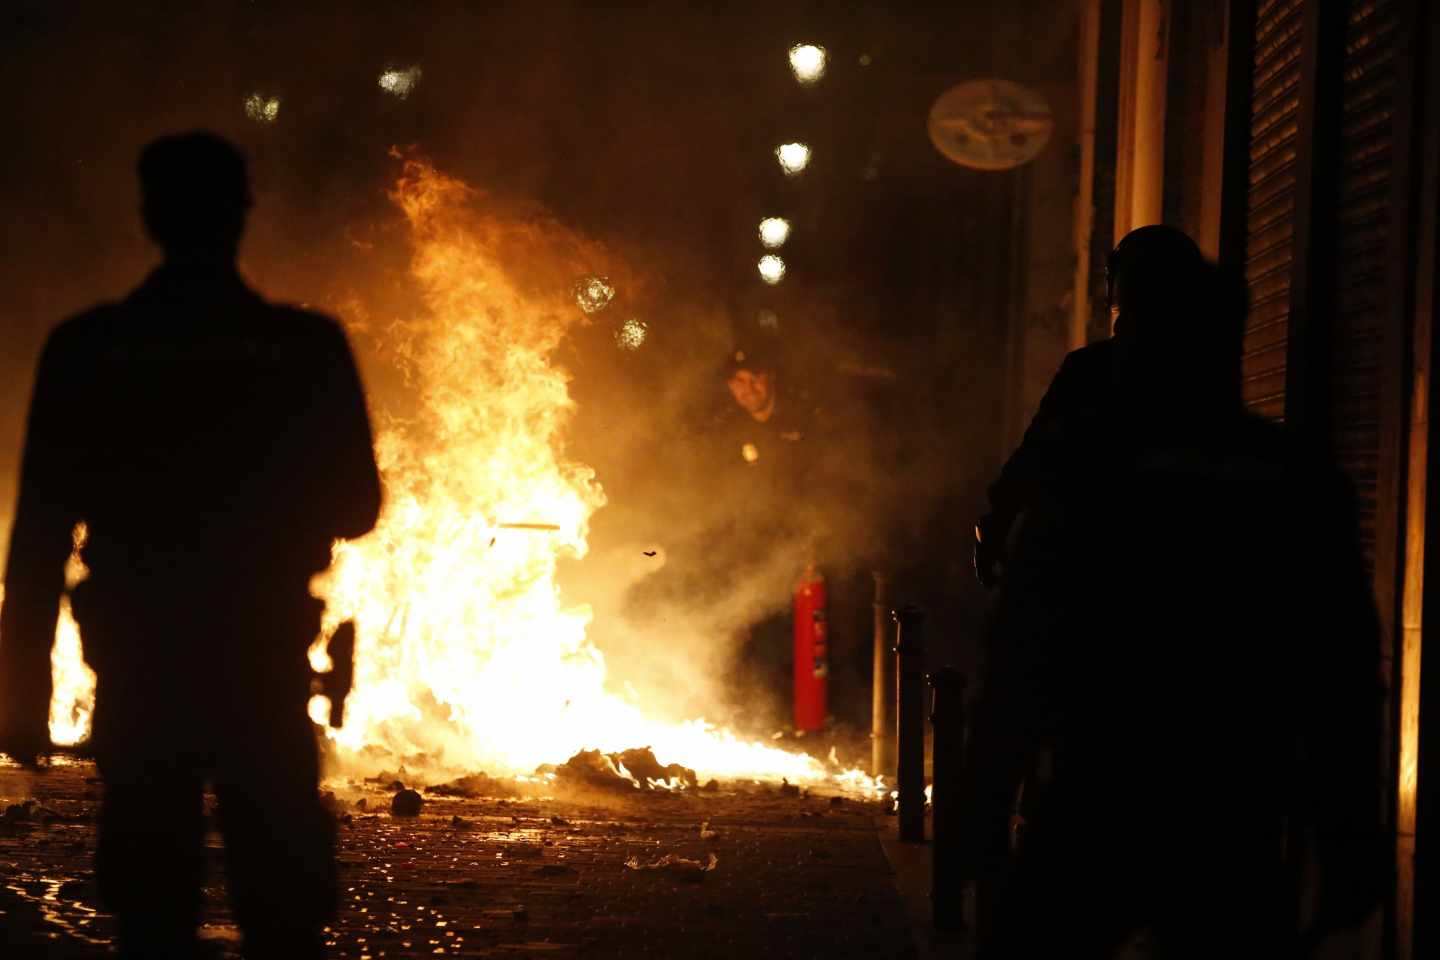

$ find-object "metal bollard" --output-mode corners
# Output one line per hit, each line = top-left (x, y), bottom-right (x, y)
(894, 605), (927, 843)
(929, 666), (966, 930)
(871, 572), (896, 779)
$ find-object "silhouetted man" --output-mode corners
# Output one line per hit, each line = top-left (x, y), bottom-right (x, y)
(0, 132), (381, 958)
(974, 226), (1205, 587)
(964, 229), (1385, 957)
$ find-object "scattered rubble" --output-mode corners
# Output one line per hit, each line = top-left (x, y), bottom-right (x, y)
(425, 772), (522, 799)
(699, 821), (719, 840)
(623, 852), (718, 881)
(542, 747), (697, 792)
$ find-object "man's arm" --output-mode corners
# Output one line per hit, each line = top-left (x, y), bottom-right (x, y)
(975, 341), (1114, 585)
(320, 320), (381, 541)
(0, 331), (83, 759)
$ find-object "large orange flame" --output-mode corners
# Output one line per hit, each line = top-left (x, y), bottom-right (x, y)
(313, 156), (843, 785)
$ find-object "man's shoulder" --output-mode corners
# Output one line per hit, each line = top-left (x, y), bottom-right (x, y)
(1061, 338), (1117, 373)
(45, 302), (130, 356)
(258, 302), (350, 343)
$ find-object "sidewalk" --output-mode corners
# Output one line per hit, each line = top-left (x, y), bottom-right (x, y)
(876, 815), (972, 960)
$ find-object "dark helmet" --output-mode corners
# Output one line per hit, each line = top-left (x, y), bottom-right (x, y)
(138, 132), (252, 254)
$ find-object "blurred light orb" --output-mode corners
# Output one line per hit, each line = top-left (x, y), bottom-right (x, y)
(378, 65), (423, 99)
(574, 275), (616, 314)
(776, 142), (811, 175)
(741, 443), (760, 464)
(758, 255), (786, 285)
(788, 44), (828, 83)
(615, 317), (648, 351)
(244, 93), (281, 124)
(758, 217), (791, 248)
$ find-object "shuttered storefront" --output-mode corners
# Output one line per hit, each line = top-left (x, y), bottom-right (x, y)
(1242, 0), (1305, 420)
(1330, 0), (1399, 573)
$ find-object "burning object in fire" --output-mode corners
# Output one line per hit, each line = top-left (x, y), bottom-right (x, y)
(378, 65), (423, 99)
(542, 747), (698, 791)
(242, 92), (281, 124)
(573, 275), (615, 314)
(775, 142), (811, 175)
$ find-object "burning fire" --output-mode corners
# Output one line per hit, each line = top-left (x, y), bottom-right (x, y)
(310, 155), (854, 787)
(31, 154), (872, 793)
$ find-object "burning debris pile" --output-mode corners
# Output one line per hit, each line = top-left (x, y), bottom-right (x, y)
(539, 747), (699, 792)
(309, 154), (872, 791)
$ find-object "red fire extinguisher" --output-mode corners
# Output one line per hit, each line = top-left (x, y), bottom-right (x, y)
(793, 563), (828, 732)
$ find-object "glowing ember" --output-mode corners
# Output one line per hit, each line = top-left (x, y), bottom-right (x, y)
(741, 443), (760, 464)
(788, 44), (828, 84)
(758, 217), (791, 248)
(573, 275), (615, 314)
(775, 142), (811, 175)
(757, 254), (786, 284)
(614, 317), (648, 351)
(378, 65), (423, 99)
(243, 93), (281, 124)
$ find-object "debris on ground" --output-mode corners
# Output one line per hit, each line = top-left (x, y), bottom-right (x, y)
(779, 779), (801, 798)
(364, 768), (410, 790)
(425, 772), (522, 799)
(699, 821), (718, 840)
(612, 748), (697, 790)
(541, 747), (697, 791)
(623, 852), (718, 881)
(390, 789), (423, 817)
(502, 844), (545, 860)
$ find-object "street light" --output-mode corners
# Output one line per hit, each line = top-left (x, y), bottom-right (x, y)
(776, 142), (811, 176)
(788, 44), (828, 84)
(758, 217), (791, 248)
(758, 255), (786, 284)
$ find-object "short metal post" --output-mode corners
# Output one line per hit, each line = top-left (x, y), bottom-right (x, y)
(894, 605), (927, 843)
(929, 666), (966, 930)
(871, 572), (896, 779)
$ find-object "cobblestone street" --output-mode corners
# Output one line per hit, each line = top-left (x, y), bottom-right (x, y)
(1, 759), (917, 958)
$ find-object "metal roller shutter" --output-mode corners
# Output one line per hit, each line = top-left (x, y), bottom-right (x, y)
(1242, 0), (1305, 420)
(1330, 0), (1399, 574)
